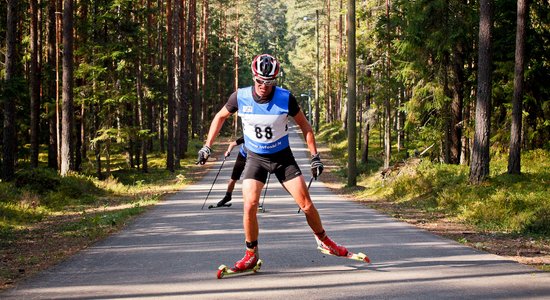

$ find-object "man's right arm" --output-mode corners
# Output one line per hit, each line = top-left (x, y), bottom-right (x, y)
(198, 92), (237, 164)
(205, 106), (233, 148)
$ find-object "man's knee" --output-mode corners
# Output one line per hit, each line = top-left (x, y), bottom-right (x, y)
(299, 201), (315, 214)
(243, 198), (260, 211)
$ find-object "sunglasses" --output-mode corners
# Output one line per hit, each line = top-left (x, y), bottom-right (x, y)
(254, 77), (277, 86)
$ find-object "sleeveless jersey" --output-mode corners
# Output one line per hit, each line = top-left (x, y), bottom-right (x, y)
(237, 86), (290, 154)
(239, 145), (247, 157)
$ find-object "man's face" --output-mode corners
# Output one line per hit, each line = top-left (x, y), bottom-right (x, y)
(254, 77), (276, 98)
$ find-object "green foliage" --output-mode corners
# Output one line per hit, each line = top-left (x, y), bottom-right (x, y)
(14, 168), (61, 195)
(0, 154), (185, 232)
(360, 149), (550, 235)
(61, 196), (158, 239)
(0, 199), (47, 228)
(317, 122), (347, 142)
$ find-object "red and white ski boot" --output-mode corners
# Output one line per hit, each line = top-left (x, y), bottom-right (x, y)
(217, 248), (263, 279)
(316, 235), (349, 256)
(315, 234), (371, 263)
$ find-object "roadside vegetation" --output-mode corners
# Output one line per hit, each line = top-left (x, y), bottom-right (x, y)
(0, 139), (217, 290)
(316, 122), (550, 271)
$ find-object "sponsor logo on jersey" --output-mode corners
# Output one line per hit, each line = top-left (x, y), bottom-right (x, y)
(242, 106), (253, 113)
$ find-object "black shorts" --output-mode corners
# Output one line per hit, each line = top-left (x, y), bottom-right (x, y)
(231, 151), (247, 180)
(242, 147), (302, 184)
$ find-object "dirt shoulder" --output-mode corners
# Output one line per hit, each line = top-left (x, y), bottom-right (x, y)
(317, 146), (550, 272)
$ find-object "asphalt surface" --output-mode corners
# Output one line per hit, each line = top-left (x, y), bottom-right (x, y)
(2, 125), (550, 299)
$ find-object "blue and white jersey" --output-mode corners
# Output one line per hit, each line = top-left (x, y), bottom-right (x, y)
(239, 145), (247, 157)
(237, 87), (290, 154)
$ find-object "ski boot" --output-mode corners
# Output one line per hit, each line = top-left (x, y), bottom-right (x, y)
(208, 194), (232, 209)
(217, 247), (262, 279)
(316, 235), (349, 256)
(315, 235), (371, 263)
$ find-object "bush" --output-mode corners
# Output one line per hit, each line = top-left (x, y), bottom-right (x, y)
(14, 168), (60, 195)
(0, 182), (19, 204)
(39, 175), (103, 209)
(57, 174), (102, 199)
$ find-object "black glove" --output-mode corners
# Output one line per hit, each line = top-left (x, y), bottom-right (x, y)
(197, 145), (212, 165)
(310, 153), (324, 179)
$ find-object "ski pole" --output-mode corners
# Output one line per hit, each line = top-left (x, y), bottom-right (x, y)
(201, 155), (228, 210)
(259, 173), (271, 213)
(297, 177), (315, 214)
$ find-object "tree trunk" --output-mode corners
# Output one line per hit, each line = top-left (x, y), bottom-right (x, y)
(337, 0), (343, 123)
(166, 0), (175, 172)
(200, 0), (209, 139)
(450, 44), (465, 164)
(94, 102), (102, 178)
(232, 2), (239, 136)
(469, 0), (493, 184)
(74, 108), (82, 171)
(190, 0), (200, 139)
(180, 0), (193, 159)
(314, 9), (320, 133)
(56, 0), (63, 169)
(61, 0), (75, 176)
(147, 0), (154, 152)
(74, 0), (88, 173)
(384, 0), (391, 169)
(397, 87), (405, 152)
(157, 0), (165, 153)
(47, 0), (58, 170)
(2, 0), (18, 181)
(325, 0), (332, 124)
(508, 0), (527, 174)
(30, 0), (41, 168)
(460, 91), (472, 166)
(443, 53), (452, 163)
(361, 57), (372, 164)
(137, 58), (148, 173)
(174, 0), (182, 167)
(346, 0), (357, 187)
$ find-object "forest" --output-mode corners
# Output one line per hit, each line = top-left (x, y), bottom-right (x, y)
(1, 0), (550, 271)
(1, 0), (549, 182)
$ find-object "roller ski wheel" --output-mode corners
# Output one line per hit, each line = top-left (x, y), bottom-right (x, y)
(216, 259), (263, 279)
(318, 247), (371, 263)
(208, 203), (232, 209)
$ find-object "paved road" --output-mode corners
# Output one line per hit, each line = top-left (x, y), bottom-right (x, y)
(3, 125), (550, 299)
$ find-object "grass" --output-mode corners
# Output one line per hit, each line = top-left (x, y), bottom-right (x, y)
(316, 122), (550, 236)
(0, 138), (216, 290)
(315, 122), (549, 271)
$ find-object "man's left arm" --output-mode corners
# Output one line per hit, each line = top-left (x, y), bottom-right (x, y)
(293, 110), (318, 156)
(293, 111), (324, 178)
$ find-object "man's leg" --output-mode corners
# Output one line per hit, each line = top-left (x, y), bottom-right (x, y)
(227, 179), (237, 193)
(217, 179), (237, 206)
(231, 178), (263, 271)
(282, 175), (324, 233)
(219, 152), (247, 206)
(241, 178), (264, 243)
(283, 175), (348, 256)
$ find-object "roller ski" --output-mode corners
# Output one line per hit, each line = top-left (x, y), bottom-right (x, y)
(315, 234), (371, 263)
(208, 195), (232, 209)
(217, 248), (262, 279)
(208, 203), (232, 209)
(217, 260), (263, 279)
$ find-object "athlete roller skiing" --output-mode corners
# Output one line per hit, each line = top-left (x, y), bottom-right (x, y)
(197, 54), (370, 278)
(208, 136), (247, 209)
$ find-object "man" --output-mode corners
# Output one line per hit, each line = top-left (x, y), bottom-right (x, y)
(198, 54), (348, 272)
(213, 136), (247, 208)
